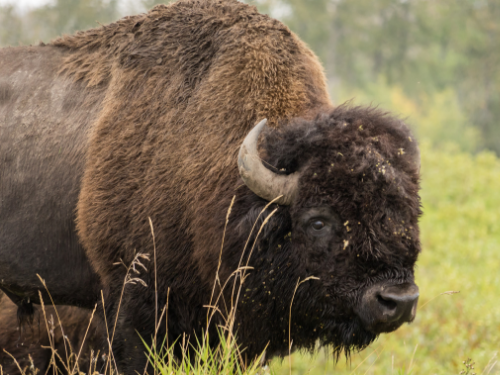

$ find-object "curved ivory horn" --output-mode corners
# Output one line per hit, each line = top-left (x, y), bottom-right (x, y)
(238, 119), (300, 205)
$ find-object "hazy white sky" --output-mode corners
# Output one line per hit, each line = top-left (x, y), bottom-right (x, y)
(0, 0), (146, 15)
(0, 0), (275, 17)
(0, 0), (52, 9)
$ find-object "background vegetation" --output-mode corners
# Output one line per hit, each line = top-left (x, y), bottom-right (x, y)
(0, 0), (498, 373)
(2, 0), (499, 155)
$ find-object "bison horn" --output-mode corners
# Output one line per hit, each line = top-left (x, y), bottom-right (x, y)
(238, 119), (300, 205)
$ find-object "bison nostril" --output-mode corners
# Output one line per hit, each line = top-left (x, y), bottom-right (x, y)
(376, 294), (397, 311)
(358, 282), (419, 333)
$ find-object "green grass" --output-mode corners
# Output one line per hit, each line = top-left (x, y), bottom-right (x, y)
(142, 332), (265, 375)
(269, 142), (500, 374)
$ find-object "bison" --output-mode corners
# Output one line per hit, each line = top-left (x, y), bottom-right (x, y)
(0, 0), (422, 373)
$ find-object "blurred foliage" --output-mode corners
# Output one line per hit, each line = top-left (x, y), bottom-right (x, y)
(270, 141), (500, 374)
(34, 0), (119, 38)
(1, 0), (498, 154)
(254, 0), (500, 155)
(338, 78), (481, 153)
(140, 0), (167, 9)
(0, 5), (25, 46)
(0, 0), (120, 45)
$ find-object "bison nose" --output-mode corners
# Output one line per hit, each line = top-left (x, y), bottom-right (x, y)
(377, 284), (419, 322)
(359, 282), (419, 333)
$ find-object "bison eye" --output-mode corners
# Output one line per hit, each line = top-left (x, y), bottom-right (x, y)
(311, 220), (325, 230)
(299, 207), (339, 240)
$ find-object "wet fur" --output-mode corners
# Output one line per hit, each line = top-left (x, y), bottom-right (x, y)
(218, 105), (421, 359)
(0, 0), (421, 372)
(55, 0), (331, 370)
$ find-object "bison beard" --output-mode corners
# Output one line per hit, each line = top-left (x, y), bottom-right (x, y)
(0, 0), (422, 373)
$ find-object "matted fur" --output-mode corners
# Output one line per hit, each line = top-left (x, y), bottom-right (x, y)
(0, 0), (422, 373)
(57, 0), (332, 369)
(57, 0), (331, 281)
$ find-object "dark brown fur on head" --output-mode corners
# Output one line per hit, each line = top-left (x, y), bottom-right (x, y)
(220, 104), (421, 358)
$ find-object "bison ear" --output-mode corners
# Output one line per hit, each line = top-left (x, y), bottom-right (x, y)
(238, 119), (300, 205)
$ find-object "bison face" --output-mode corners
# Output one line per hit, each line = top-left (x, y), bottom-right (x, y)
(238, 105), (421, 355)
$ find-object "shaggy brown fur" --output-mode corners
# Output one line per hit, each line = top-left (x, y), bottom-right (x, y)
(0, 1), (422, 373)
(54, 0), (331, 369)
(0, 292), (105, 375)
(55, 0), (331, 280)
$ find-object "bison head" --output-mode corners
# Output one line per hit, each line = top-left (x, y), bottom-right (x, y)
(236, 105), (421, 357)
